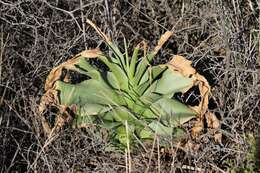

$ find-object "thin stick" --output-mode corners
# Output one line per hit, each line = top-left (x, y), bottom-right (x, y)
(0, 31), (2, 82)
(126, 1), (168, 31)
(0, 31), (9, 83)
(86, 19), (110, 43)
(125, 149), (128, 173)
(157, 137), (160, 173)
(145, 134), (157, 173)
(79, 0), (87, 49)
(43, 0), (102, 32)
(28, 132), (59, 170)
(125, 121), (132, 173)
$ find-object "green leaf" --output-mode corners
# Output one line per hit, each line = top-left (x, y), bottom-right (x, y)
(106, 72), (120, 89)
(148, 121), (173, 136)
(99, 120), (121, 129)
(73, 113), (95, 128)
(129, 46), (139, 79)
(172, 128), (187, 141)
(139, 128), (154, 139)
(46, 33), (203, 150)
(103, 106), (136, 123)
(108, 43), (128, 73)
(137, 65), (167, 95)
(124, 38), (130, 75)
(77, 57), (98, 72)
(134, 53), (155, 85)
(116, 125), (134, 146)
(144, 97), (196, 126)
(153, 69), (194, 95)
(138, 65), (165, 85)
(76, 103), (111, 116)
(56, 79), (125, 106)
(98, 55), (129, 90)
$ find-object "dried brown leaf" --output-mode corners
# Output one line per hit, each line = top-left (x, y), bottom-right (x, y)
(159, 55), (212, 136)
(86, 19), (111, 43)
(192, 121), (204, 137)
(39, 49), (101, 134)
(80, 49), (102, 58)
(153, 31), (173, 55)
(205, 112), (220, 129)
(167, 55), (211, 117)
(45, 49), (101, 91)
(168, 55), (196, 76)
(214, 132), (222, 143)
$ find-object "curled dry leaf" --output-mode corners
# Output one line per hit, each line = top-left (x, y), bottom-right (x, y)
(45, 49), (101, 91)
(167, 55), (210, 117)
(165, 55), (211, 136)
(205, 112), (220, 129)
(167, 55), (196, 77)
(153, 31), (173, 55)
(86, 19), (111, 43)
(39, 49), (101, 134)
(205, 112), (222, 143)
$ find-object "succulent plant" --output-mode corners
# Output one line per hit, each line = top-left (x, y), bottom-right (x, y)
(39, 20), (210, 149)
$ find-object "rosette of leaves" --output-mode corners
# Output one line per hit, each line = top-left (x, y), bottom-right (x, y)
(39, 20), (211, 149)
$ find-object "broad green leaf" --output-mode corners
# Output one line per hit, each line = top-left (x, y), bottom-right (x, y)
(144, 98), (196, 126)
(101, 110), (114, 121)
(137, 65), (167, 95)
(140, 93), (162, 106)
(73, 113), (95, 128)
(124, 38), (130, 75)
(56, 56), (102, 79)
(98, 55), (129, 90)
(103, 106), (136, 123)
(106, 72), (120, 89)
(84, 70), (101, 80)
(172, 128), (187, 140)
(109, 43), (128, 73)
(75, 103), (111, 116)
(138, 65), (166, 85)
(77, 57), (98, 72)
(148, 121), (173, 136)
(154, 69), (194, 95)
(56, 79), (125, 106)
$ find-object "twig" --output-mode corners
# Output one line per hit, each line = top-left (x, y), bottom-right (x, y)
(43, 0), (102, 32)
(79, 0), (87, 49)
(157, 137), (160, 173)
(125, 121), (132, 173)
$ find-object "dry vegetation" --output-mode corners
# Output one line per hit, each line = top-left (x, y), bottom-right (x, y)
(0, 0), (259, 172)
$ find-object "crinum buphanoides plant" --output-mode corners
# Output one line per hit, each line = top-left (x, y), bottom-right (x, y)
(39, 20), (211, 149)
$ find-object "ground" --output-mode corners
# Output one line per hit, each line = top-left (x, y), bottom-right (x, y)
(0, 0), (259, 172)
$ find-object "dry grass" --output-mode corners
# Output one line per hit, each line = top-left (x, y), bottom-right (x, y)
(0, 0), (259, 172)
